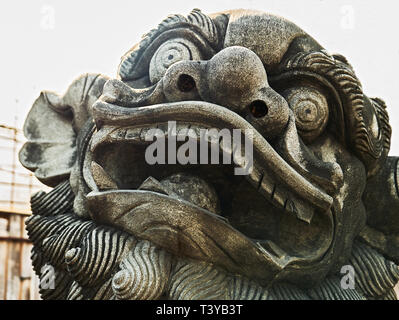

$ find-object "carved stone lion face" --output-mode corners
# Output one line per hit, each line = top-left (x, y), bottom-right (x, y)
(20, 9), (399, 300)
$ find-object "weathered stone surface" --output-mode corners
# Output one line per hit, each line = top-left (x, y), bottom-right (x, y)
(20, 9), (398, 300)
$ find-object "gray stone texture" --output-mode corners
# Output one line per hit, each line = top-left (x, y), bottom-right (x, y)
(20, 9), (399, 300)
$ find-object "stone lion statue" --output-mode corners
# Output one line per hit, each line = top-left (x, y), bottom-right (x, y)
(20, 9), (399, 300)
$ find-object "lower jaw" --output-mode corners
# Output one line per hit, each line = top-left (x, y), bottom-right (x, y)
(85, 152), (336, 287)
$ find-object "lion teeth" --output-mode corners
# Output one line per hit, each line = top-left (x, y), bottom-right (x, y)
(138, 176), (178, 197)
(260, 240), (287, 259)
(125, 127), (142, 141)
(92, 123), (317, 222)
(286, 199), (314, 224)
(91, 161), (118, 190)
(90, 126), (114, 152)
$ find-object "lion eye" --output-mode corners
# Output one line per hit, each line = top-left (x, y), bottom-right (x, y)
(149, 39), (202, 84)
(282, 87), (329, 143)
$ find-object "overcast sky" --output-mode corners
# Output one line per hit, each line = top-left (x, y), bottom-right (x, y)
(2, 0), (399, 154)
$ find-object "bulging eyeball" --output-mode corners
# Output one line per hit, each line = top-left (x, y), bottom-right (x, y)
(282, 86), (329, 143)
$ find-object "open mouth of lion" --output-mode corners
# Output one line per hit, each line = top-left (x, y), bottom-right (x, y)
(84, 98), (336, 285)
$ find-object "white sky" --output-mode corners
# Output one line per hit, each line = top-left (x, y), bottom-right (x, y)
(1, 0), (399, 154)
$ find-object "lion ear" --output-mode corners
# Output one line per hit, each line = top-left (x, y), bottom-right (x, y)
(19, 73), (109, 187)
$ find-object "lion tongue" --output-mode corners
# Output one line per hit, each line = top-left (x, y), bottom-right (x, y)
(86, 188), (292, 285)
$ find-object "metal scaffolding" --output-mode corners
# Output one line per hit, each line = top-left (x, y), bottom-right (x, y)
(0, 124), (49, 214)
(0, 124), (44, 299)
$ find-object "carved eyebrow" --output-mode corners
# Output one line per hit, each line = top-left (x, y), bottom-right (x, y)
(118, 9), (221, 82)
(270, 50), (391, 175)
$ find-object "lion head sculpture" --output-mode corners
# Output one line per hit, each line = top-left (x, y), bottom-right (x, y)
(20, 9), (399, 300)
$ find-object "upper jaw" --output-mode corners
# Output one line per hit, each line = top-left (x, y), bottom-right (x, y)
(91, 98), (335, 219)
(85, 188), (295, 286)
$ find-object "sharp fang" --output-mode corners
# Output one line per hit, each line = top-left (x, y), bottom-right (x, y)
(286, 199), (314, 224)
(260, 240), (287, 259)
(252, 170), (315, 224)
(91, 161), (118, 190)
(90, 126), (114, 152)
(255, 242), (291, 268)
(271, 186), (286, 208)
(138, 176), (178, 197)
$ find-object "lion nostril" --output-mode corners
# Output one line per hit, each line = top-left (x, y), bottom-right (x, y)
(248, 100), (268, 118)
(177, 74), (196, 92)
